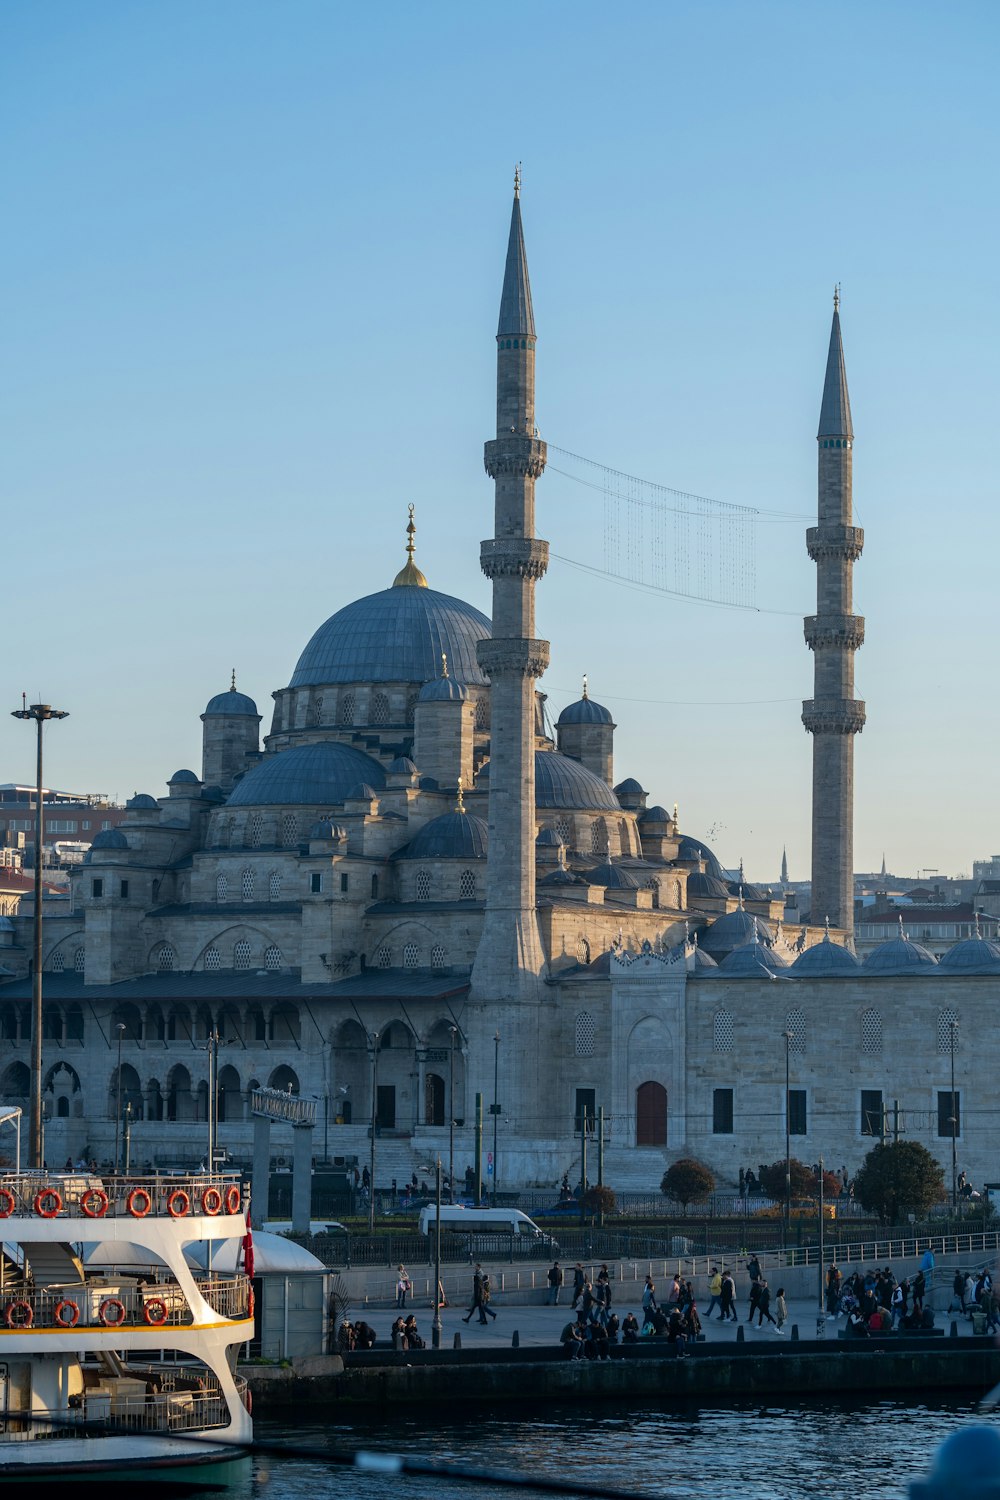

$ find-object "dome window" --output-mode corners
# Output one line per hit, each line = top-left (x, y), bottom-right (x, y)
(264, 946), (282, 972)
(74, 948), (85, 974)
(403, 943), (420, 969)
(459, 870), (477, 900)
(241, 869), (255, 903)
(555, 816), (571, 846)
(217, 874), (228, 903)
(431, 945), (447, 970)
(281, 814), (299, 849)
(234, 940), (252, 971)
(475, 698), (489, 730)
(590, 822), (603, 856)
(269, 871), (281, 901)
(248, 815), (262, 849)
(157, 946), (175, 973)
(575, 1011), (596, 1058)
(340, 692), (356, 726)
(937, 1008), (960, 1053)
(204, 946), (222, 972)
(861, 1009), (882, 1054)
(376, 947), (392, 969)
(372, 693), (389, 725)
(416, 871), (431, 901)
(713, 1009), (734, 1053)
(50, 950), (65, 974)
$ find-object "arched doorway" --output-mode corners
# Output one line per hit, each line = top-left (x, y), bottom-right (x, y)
(636, 1080), (667, 1146)
(217, 1064), (242, 1122)
(425, 1072), (445, 1126)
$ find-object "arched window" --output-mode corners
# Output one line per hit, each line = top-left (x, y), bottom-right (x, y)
(241, 869), (254, 902)
(234, 940), (252, 971)
(416, 871), (431, 901)
(403, 943), (419, 969)
(645, 877), (660, 909)
(431, 945), (447, 970)
(204, 946), (222, 971)
(269, 871), (281, 901)
(372, 693), (389, 725)
(459, 869), (477, 900)
(937, 1008), (960, 1053)
(861, 1009), (882, 1054)
(217, 873), (228, 902)
(309, 694), (323, 726)
(157, 945), (175, 972)
(340, 692), (355, 726)
(248, 814), (262, 849)
(50, 949), (65, 974)
(264, 945), (282, 972)
(785, 1008), (806, 1054)
(474, 697), (489, 730)
(555, 815), (571, 846)
(281, 814), (298, 848)
(74, 948), (85, 973)
(575, 1011), (596, 1057)
(590, 821), (603, 855)
(713, 1009), (734, 1052)
(268, 1063), (299, 1094)
(619, 819), (630, 855)
(376, 947), (392, 968)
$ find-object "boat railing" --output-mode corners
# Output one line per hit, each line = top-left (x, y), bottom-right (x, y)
(0, 1373), (246, 1441)
(0, 1273), (250, 1332)
(0, 1173), (244, 1224)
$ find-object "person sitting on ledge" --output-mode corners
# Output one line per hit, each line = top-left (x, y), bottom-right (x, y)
(391, 1317), (408, 1350)
(667, 1307), (689, 1359)
(337, 1320), (356, 1353)
(846, 1308), (869, 1338)
(588, 1320), (610, 1361)
(403, 1315), (425, 1349)
(560, 1318), (585, 1360)
(605, 1311), (620, 1344)
(354, 1320), (377, 1349)
(622, 1312), (639, 1344)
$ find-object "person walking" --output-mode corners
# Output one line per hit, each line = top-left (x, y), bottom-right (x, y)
(719, 1269), (737, 1322)
(547, 1261), (564, 1305)
(754, 1279), (777, 1328)
(774, 1287), (788, 1334)
(706, 1267), (723, 1319)
(747, 1278), (762, 1324)
(641, 1276), (657, 1322)
(571, 1263), (586, 1309)
(462, 1264), (490, 1325)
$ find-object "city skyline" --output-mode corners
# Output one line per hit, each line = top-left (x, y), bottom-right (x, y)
(3, 1), (997, 880)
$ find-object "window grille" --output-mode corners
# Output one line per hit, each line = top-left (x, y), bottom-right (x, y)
(416, 870), (431, 901)
(234, 940), (252, 971)
(555, 816), (571, 845)
(785, 1009), (806, 1054)
(431, 945), (447, 970)
(51, 950), (65, 973)
(575, 1011), (596, 1057)
(157, 946), (174, 972)
(372, 693), (389, 725)
(713, 1009), (734, 1052)
(376, 947), (392, 969)
(74, 948), (85, 973)
(217, 874), (228, 902)
(269, 871), (281, 900)
(281, 814), (298, 848)
(403, 943), (419, 969)
(248, 814), (262, 849)
(340, 692), (355, 726)
(241, 869), (254, 902)
(264, 946), (281, 972)
(937, 1008), (959, 1054)
(861, 1009), (882, 1054)
(204, 947), (221, 971)
(459, 869), (477, 900)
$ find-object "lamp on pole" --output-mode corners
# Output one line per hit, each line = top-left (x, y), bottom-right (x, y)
(432, 1156), (443, 1349)
(448, 1026), (457, 1204)
(949, 1019), (959, 1214)
(368, 1030), (379, 1234)
(491, 1030), (500, 1209)
(783, 1030), (793, 1236)
(114, 1023), (126, 1174)
(10, 699), (68, 1170)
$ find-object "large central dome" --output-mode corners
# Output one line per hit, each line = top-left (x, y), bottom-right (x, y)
(289, 584), (491, 689)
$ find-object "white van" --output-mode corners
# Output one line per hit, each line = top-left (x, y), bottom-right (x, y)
(418, 1205), (556, 1250)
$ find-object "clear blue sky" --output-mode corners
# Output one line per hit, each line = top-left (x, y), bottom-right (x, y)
(3, 0), (997, 883)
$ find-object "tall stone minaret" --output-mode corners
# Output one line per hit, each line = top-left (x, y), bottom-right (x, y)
(471, 172), (550, 1002)
(802, 292), (865, 934)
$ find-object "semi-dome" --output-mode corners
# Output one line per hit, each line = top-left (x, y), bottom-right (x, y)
(225, 743), (386, 808)
(535, 751), (621, 812)
(790, 936), (862, 976)
(689, 943), (718, 971)
(347, 783), (379, 802)
(90, 828), (129, 852)
(536, 828), (564, 847)
(308, 820), (347, 841)
(418, 675), (470, 703)
(125, 793), (159, 811)
(686, 871), (730, 900)
(677, 835), (725, 882)
(728, 878), (767, 902)
(700, 909), (774, 958)
(938, 937), (1000, 975)
(862, 935), (939, 975)
(639, 805), (671, 824)
(203, 685), (259, 718)
(398, 810), (488, 862)
(538, 867), (586, 887)
(168, 769), (200, 785)
(388, 756), (419, 774)
(558, 696), (613, 726)
(718, 941), (790, 977)
(585, 861), (640, 890)
(289, 586), (490, 689)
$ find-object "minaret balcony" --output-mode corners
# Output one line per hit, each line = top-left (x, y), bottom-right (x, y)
(480, 538), (549, 581)
(477, 637), (551, 679)
(484, 435), (547, 479)
(801, 699), (866, 735)
(806, 524), (864, 562)
(803, 614), (865, 651)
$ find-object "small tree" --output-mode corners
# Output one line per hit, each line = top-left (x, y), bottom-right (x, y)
(661, 1158), (715, 1213)
(853, 1141), (945, 1224)
(582, 1185), (616, 1224)
(757, 1158), (814, 1202)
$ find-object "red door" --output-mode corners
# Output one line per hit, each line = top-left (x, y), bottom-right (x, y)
(636, 1081), (667, 1146)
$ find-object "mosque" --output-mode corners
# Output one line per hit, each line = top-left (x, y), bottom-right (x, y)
(1, 185), (995, 1195)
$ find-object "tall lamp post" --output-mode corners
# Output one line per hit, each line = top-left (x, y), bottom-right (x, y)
(949, 1020), (959, 1214)
(368, 1030), (380, 1234)
(783, 1030), (793, 1237)
(448, 1026), (458, 1204)
(11, 700), (69, 1170)
(114, 1023), (126, 1174)
(491, 1030), (500, 1208)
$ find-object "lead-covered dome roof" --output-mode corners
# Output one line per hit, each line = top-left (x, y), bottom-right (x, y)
(677, 835), (725, 881)
(90, 828), (129, 851)
(700, 909), (774, 957)
(226, 743), (386, 807)
(790, 936), (862, 975)
(398, 810), (488, 862)
(718, 941), (790, 977)
(289, 586), (491, 688)
(861, 935), (938, 975)
(687, 871), (730, 899)
(535, 751), (620, 811)
(558, 696), (613, 726)
(938, 937), (1000, 974)
(585, 860), (640, 890)
(204, 687), (259, 718)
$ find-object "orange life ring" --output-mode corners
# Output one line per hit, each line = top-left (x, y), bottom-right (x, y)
(167, 1189), (190, 1219)
(201, 1186), (223, 1216)
(80, 1188), (109, 1219)
(243, 1386), (252, 1416)
(54, 1299), (80, 1328)
(247, 1286), (255, 1320)
(225, 1184), (241, 1215)
(127, 1187), (152, 1218)
(34, 1187), (61, 1219)
(6, 1300), (33, 1329)
(143, 1298), (168, 1327)
(0, 1188), (15, 1218)
(99, 1297), (126, 1327)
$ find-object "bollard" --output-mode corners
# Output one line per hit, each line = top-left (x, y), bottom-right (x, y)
(951, 1321), (958, 1338)
(816, 1316), (825, 1340)
(736, 1325), (744, 1343)
(791, 1325), (799, 1340)
(512, 1330), (519, 1347)
(432, 1326), (441, 1349)
(453, 1331), (462, 1349)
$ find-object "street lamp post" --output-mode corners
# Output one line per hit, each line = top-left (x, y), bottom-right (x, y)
(10, 700), (68, 1170)
(491, 1030), (500, 1208)
(448, 1027), (457, 1204)
(432, 1156), (443, 1349)
(368, 1030), (379, 1233)
(114, 1023), (126, 1174)
(949, 1020), (959, 1214)
(783, 1030), (793, 1237)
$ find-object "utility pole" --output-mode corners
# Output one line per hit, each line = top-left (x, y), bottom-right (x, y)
(474, 1093), (483, 1204)
(579, 1106), (588, 1224)
(368, 1030), (379, 1233)
(783, 1030), (793, 1237)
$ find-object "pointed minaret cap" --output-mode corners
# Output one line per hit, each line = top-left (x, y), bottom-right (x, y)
(817, 287), (853, 440)
(497, 167), (536, 340)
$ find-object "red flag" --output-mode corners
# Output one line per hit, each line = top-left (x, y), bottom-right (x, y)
(242, 1213), (255, 1281)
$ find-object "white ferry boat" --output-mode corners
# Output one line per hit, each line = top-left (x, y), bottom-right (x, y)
(0, 1170), (252, 1483)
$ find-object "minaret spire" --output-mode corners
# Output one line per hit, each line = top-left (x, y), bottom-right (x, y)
(471, 179), (550, 1003)
(802, 295), (865, 933)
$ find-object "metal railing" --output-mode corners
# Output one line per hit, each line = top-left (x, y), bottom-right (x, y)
(0, 1274), (250, 1333)
(0, 1173), (243, 1223)
(0, 1371), (246, 1441)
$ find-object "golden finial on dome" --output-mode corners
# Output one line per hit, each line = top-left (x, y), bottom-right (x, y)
(231, 668), (237, 692)
(581, 673), (588, 700)
(441, 652), (449, 678)
(456, 775), (466, 814)
(392, 503), (429, 588)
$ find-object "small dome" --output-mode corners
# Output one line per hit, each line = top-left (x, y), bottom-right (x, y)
(536, 828), (564, 847)
(718, 941), (790, 976)
(677, 835), (725, 882)
(938, 937), (1000, 975)
(862, 935), (938, 975)
(538, 867), (586, 887)
(388, 757), (419, 775)
(126, 793), (159, 811)
(169, 769), (200, 785)
(700, 909), (774, 958)
(225, 744), (386, 808)
(790, 937), (862, 976)
(728, 879), (767, 903)
(584, 860), (640, 890)
(203, 687), (259, 718)
(90, 828), (129, 852)
(689, 944), (718, 971)
(639, 805), (671, 824)
(613, 778), (646, 810)
(347, 783), (379, 802)
(418, 676), (469, 703)
(687, 871), (731, 900)
(308, 819), (347, 842)
(398, 810), (488, 862)
(558, 696), (613, 726)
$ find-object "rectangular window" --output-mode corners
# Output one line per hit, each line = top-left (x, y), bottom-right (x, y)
(119, 879), (129, 899)
(310, 872), (323, 893)
(574, 1087), (596, 1134)
(340, 872), (349, 893)
(91, 878), (104, 899)
(376, 1084), (396, 1130)
(713, 1088), (734, 1134)
(81, 820), (90, 831)
(861, 1089), (883, 1136)
(938, 1090), (961, 1138)
(788, 1089), (807, 1136)
(101, 821), (111, 831)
